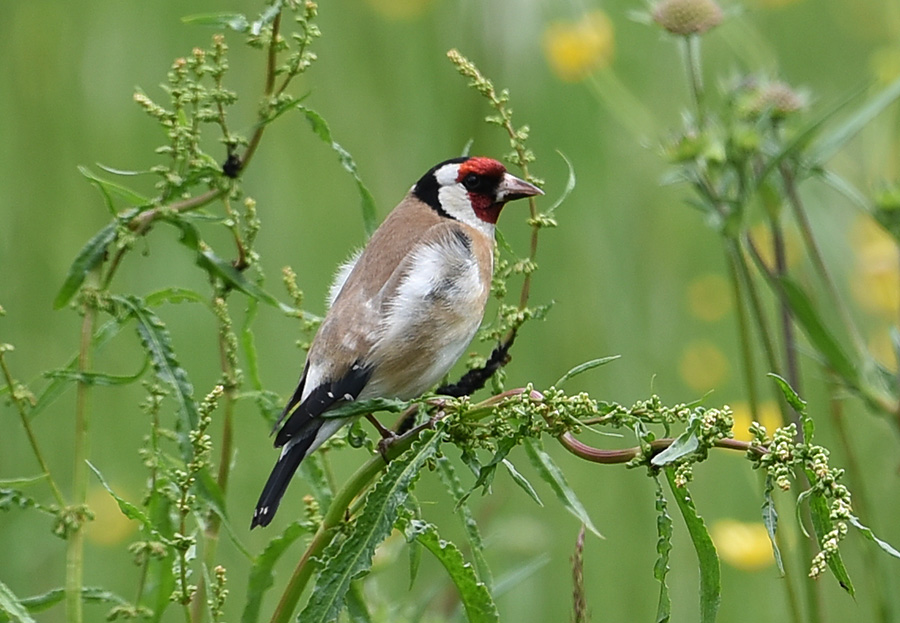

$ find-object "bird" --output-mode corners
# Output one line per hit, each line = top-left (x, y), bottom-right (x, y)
(252, 156), (542, 528)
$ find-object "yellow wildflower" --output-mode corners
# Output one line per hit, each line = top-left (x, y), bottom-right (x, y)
(686, 273), (732, 322)
(85, 485), (136, 546)
(730, 400), (783, 441)
(543, 11), (615, 82)
(679, 340), (730, 391)
(711, 519), (774, 570)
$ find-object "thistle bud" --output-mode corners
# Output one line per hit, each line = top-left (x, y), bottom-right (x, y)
(652, 0), (723, 36)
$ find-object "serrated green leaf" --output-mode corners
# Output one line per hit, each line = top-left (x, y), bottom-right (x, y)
(113, 295), (199, 459)
(501, 459), (543, 507)
(653, 475), (672, 623)
(298, 106), (378, 237)
(241, 520), (306, 623)
(664, 468), (720, 623)
(436, 458), (493, 589)
(408, 520), (499, 623)
(299, 429), (444, 623)
(523, 439), (602, 538)
(53, 221), (118, 309)
(182, 12), (251, 32)
(251, 0), (282, 35)
(808, 490), (855, 595)
(849, 515), (900, 560)
(762, 475), (785, 575)
(554, 355), (620, 387)
(0, 578), (37, 623)
(651, 417), (701, 467)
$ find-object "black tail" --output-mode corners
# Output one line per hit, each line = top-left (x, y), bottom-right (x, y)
(251, 431), (317, 529)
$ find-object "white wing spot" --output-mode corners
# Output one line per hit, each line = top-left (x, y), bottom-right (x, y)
(343, 393), (353, 401)
(327, 391), (334, 399)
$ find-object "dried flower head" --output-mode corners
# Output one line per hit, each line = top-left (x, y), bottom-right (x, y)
(652, 0), (723, 36)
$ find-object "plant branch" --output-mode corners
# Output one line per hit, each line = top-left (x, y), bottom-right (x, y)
(0, 349), (66, 507)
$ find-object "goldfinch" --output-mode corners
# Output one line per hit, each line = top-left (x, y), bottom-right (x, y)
(252, 156), (542, 528)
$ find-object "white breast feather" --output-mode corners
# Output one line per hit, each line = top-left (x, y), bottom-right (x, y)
(327, 248), (362, 308)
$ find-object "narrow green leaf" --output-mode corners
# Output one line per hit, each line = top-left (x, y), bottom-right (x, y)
(436, 458), (493, 589)
(653, 475), (673, 623)
(251, 0), (283, 35)
(87, 461), (164, 540)
(761, 475), (785, 575)
(319, 397), (408, 419)
(299, 429), (444, 623)
(776, 278), (858, 386)
(298, 453), (335, 512)
(849, 516), (900, 560)
(812, 74), (900, 164)
(547, 150), (577, 216)
(241, 297), (263, 391)
(523, 439), (602, 538)
(0, 586), (128, 621)
(145, 287), (208, 307)
(0, 475), (46, 488)
(807, 490), (855, 595)
(0, 579), (37, 623)
(501, 459), (543, 507)
(767, 373), (807, 414)
(241, 520), (306, 623)
(53, 221), (117, 309)
(182, 12), (251, 32)
(43, 358), (149, 387)
(113, 295), (199, 458)
(651, 417), (701, 467)
(554, 355), (620, 387)
(491, 554), (550, 597)
(163, 218), (296, 313)
(664, 468), (720, 623)
(344, 582), (373, 623)
(466, 436), (519, 500)
(299, 106), (378, 236)
(78, 166), (151, 207)
(409, 520), (499, 623)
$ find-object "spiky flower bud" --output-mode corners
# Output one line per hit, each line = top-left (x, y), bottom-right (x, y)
(652, 0), (723, 36)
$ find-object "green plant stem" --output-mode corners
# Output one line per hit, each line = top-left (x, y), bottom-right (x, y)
(770, 217), (804, 422)
(683, 35), (706, 128)
(191, 326), (238, 623)
(0, 351), (66, 506)
(780, 164), (866, 357)
(267, 438), (413, 623)
(725, 244), (761, 421)
(66, 298), (96, 623)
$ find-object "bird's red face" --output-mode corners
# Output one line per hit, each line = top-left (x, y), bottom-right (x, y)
(456, 157), (509, 224)
(414, 156), (543, 228)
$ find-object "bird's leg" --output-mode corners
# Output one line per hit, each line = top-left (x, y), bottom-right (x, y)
(365, 413), (396, 440)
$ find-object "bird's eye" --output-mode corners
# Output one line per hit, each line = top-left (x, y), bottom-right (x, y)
(462, 173), (484, 192)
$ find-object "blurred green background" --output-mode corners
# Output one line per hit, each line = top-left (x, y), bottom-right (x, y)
(2, 0), (900, 621)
